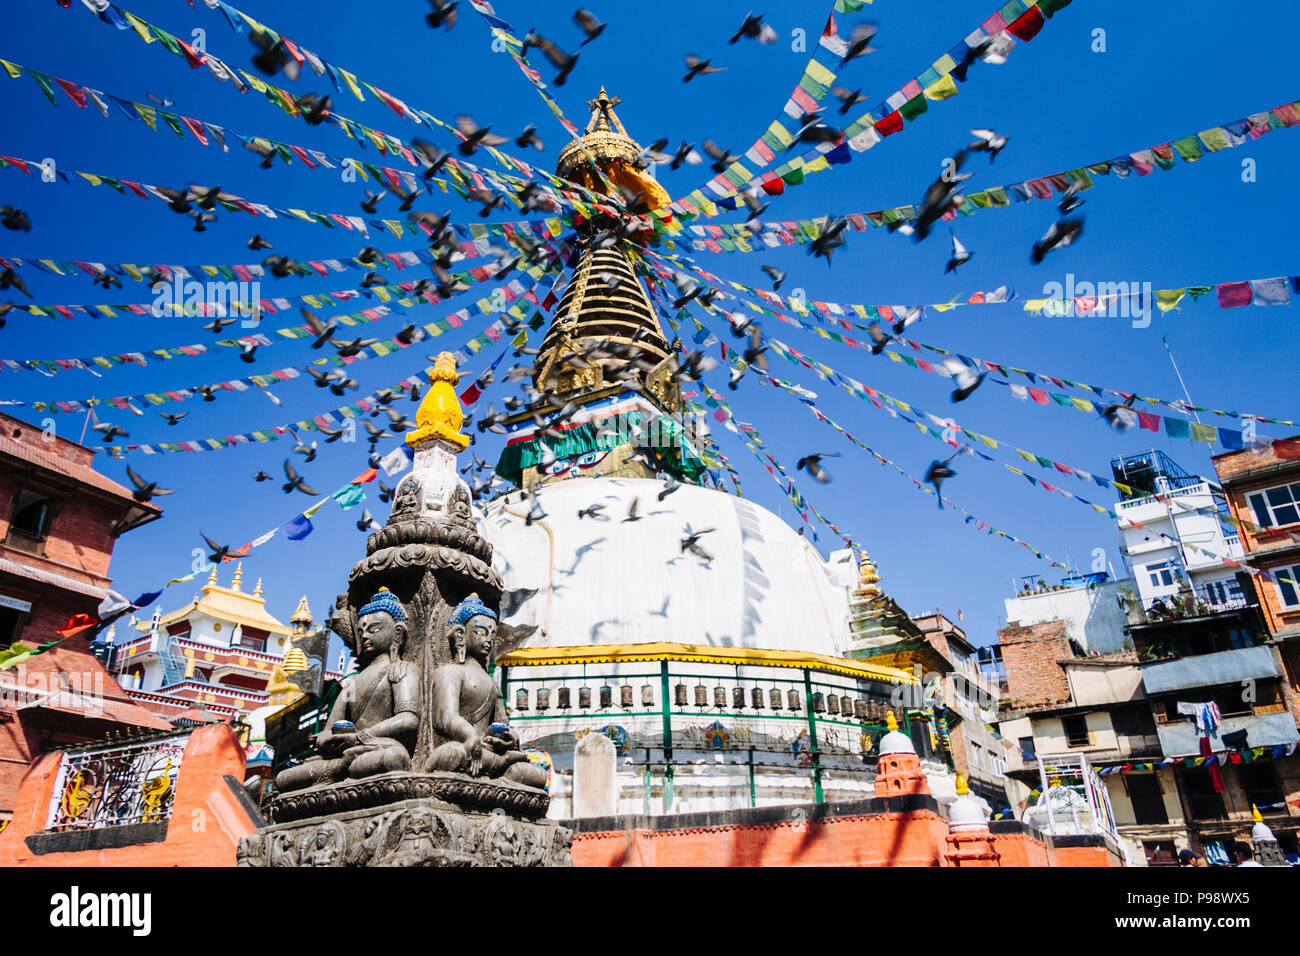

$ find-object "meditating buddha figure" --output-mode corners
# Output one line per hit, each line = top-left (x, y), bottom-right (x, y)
(428, 594), (548, 789)
(275, 589), (419, 792)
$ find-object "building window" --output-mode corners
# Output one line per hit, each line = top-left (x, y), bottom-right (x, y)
(0, 605), (25, 649)
(1019, 736), (1036, 759)
(1276, 564), (1300, 609)
(1126, 773), (1169, 825)
(1143, 841), (1178, 866)
(6, 490), (58, 552)
(1146, 561), (1180, 590)
(1112, 704), (1157, 737)
(1237, 763), (1284, 811)
(1248, 482), (1300, 529)
(1061, 713), (1091, 747)
(1178, 767), (1226, 820)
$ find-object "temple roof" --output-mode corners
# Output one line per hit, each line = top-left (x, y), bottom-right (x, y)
(148, 563), (293, 637)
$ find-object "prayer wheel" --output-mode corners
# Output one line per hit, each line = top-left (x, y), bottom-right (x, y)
(695, 684), (709, 707)
(515, 688), (529, 712)
(787, 689), (801, 712)
(578, 687), (592, 709)
(675, 683), (688, 707)
(732, 687), (746, 709)
(750, 687), (764, 710)
(557, 687), (571, 709)
(713, 686), (727, 708)
(826, 694), (840, 715)
(641, 684), (655, 707)
(536, 688), (551, 711)
(812, 692), (826, 713)
(769, 688), (783, 710)
(855, 699), (868, 719)
(599, 685), (613, 709)
(621, 684), (634, 708)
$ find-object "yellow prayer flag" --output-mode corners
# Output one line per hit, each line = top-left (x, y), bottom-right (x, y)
(339, 69), (365, 101)
(923, 74), (959, 101)
(1, 60), (22, 79)
(123, 12), (155, 43)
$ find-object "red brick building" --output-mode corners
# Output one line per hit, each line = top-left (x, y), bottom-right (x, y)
(0, 411), (171, 821)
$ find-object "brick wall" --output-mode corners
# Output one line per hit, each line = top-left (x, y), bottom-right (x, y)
(1212, 442), (1300, 638)
(999, 619), (1073, 707)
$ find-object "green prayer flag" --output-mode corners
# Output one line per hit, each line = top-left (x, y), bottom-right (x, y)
(1171, 135), (1203, 162)
(899, 94), (928, 122)
(28, 69), (58, 107)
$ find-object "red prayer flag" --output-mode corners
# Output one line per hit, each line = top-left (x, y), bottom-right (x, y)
(1273, 439), (1300, 461)
(1137, 411), (1161, 432)
(874, 111), (904, 137)
(57, 614), (98, 638)
(1216, 281), (1253, 308)
(55, 78), (88, 108)
(350, 467), (378, 485)
(1007, 6), (1046, 40)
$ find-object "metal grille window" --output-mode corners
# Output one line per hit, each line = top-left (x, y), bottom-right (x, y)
(46, 736), (186, 831)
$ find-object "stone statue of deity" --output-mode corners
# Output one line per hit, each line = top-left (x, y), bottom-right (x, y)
(276, 589), (419, 792)
(427, 594), (548, 789)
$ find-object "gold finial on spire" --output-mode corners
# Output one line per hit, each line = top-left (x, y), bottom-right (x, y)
(1252, 803), (1264, 823)
(254, 578), (263, 597)
(231, 562), (243, 592)
(407, 351), (470, 450)
(207, 564), (218, 585)
(885, 710), (898, 732)
(955, 774), (969, 796)
(290, 594), (313, 627)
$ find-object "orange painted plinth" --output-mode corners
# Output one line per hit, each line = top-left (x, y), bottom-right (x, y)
(873, 751), (930, 798)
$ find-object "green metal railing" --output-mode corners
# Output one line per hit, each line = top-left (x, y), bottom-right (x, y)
(496, 661), (917, 808)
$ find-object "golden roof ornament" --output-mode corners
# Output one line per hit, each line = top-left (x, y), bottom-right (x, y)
(407, 351), (470, 451)
(290, 594), (313, 626)
(254, 578), (264, 597)
(282, 647), (310, 674)
(231, 562), (244, 592)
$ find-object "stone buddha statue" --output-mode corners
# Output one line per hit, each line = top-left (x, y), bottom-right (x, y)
(427, 594), (548, 789)
(275, 589), (419, 792)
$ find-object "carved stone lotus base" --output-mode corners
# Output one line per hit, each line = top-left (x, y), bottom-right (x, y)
(265, 770), (550, 824)
(239, 773), (570, 868)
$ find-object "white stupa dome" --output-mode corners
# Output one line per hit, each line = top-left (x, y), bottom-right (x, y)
(476, 477), (858, 656)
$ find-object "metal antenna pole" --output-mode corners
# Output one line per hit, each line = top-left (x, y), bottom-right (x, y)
(1162, 336), (1202, 424)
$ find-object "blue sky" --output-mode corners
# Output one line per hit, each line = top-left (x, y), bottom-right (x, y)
(1, 0), (1297, 651)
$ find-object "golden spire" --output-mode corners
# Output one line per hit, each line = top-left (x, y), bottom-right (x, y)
(231, 562), (244, 592)
(290, 594), (313, 627)
(885, 711), (898, 732)
(955, 774), (969, 796)
(407, 352), (470, 450)
(207, 564), (218, 585)
(254, 578), (263, 598)
(1252, 803), (1264, 823)
(282, 647), (310, 674)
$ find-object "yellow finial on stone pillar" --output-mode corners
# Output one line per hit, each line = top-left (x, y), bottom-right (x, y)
(955, 774), (969, 796)
(885, 710), (898, 732)
(407, 351), (470, 451)
(1252, 803), (1264, 823)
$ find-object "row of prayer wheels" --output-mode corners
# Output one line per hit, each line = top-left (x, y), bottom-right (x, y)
(512, 683), (890, 720)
